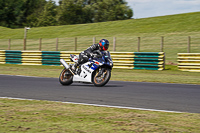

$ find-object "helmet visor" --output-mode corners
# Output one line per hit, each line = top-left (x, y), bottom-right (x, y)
(104, 43), (109, 50)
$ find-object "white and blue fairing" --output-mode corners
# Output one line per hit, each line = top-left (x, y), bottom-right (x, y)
(72, 51), (112, 83)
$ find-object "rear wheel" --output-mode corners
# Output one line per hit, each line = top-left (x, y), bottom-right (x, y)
(93, 67), (111, 87)
(59, 68), (73, 85)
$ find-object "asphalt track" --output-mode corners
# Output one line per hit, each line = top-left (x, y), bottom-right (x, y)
(0, 75), (200, 113)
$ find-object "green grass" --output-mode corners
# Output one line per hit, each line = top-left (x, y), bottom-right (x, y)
(1, 64), (200, 84)
(1, 98), (200, 133)
(0, 12), (200, 63)
(0, 12), (200, 39)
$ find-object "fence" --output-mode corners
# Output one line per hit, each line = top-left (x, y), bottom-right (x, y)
(1, 36), (197, 52)
(0, 50), (165, 70)
(177, 53), (200, 72)
(0, 36), (199, 64)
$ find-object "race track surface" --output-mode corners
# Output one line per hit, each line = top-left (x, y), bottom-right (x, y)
(0, 75), (200, 113)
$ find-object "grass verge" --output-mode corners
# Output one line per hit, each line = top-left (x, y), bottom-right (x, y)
(0, 98), (200, 133)
(0, 64), (200, 84)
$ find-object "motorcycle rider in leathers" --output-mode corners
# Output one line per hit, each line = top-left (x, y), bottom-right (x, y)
(72, 39), (110, 72)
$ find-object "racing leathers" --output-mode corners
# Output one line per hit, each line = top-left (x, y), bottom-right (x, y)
(77, 43), (101, 65)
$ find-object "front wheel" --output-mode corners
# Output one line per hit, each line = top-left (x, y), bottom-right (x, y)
(59, 68), (73, 85)
(92, 67), (111, 87)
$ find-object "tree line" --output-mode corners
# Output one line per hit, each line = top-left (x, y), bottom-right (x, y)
(0, 0), (133, 28)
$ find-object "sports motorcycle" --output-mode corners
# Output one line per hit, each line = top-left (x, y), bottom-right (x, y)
(59, 50), (113, 87)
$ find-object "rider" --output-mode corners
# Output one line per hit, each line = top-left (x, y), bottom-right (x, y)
(72, 39), (110, 71)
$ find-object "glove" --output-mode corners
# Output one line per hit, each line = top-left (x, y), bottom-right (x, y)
(89, 53), (94, 58)
(96, 54), (102, 58)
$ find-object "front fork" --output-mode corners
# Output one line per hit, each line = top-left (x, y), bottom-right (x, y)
(96, 68), (105, 77)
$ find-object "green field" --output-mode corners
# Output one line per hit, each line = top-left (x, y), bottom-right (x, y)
(1, 12), (200, 63)
(1, 98), (200, 133)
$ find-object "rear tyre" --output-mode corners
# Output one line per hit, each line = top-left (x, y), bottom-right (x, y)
(92, 67), (111, 87)
(59, 68), (73, 85)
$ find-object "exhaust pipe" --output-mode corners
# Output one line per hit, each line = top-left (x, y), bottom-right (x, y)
(60, 59), (70, 69)
(60, 59), (75, 75)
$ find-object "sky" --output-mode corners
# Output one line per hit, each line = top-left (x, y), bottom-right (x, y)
(52, 0), (200, 19)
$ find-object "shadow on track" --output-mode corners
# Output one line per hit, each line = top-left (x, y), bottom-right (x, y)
(59, 83), (123, 88)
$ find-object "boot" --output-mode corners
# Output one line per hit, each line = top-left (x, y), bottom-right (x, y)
(72, 63), (76, 70)
(71, 63), (79, 74)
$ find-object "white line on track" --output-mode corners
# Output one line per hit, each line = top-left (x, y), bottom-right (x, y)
(0, 97), (184, 113)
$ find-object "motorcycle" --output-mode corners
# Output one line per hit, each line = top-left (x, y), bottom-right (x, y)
(59, 50), (113, 87)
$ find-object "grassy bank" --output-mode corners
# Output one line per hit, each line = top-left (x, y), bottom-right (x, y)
(0, 12), (200, 63)
(1, 12), (200, 39)
(0, 64), (200, 84)
(0, 98), (200, 133)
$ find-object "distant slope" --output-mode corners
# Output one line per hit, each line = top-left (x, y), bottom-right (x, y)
(0, 12), (200, 39)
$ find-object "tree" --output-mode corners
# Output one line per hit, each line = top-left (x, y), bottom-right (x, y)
(0, 0), (133, 28)
(57, 0), (133, 25)
(22, 0), (46, 27)
(37, 0), (57, 26)
(57, 0), (87, 25)
(0, 0), (24, 28)
(91, 0), (133, 22)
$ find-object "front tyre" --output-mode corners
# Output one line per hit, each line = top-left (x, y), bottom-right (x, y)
(93, 68), (111, 87)
(59, 68), (73, 85)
